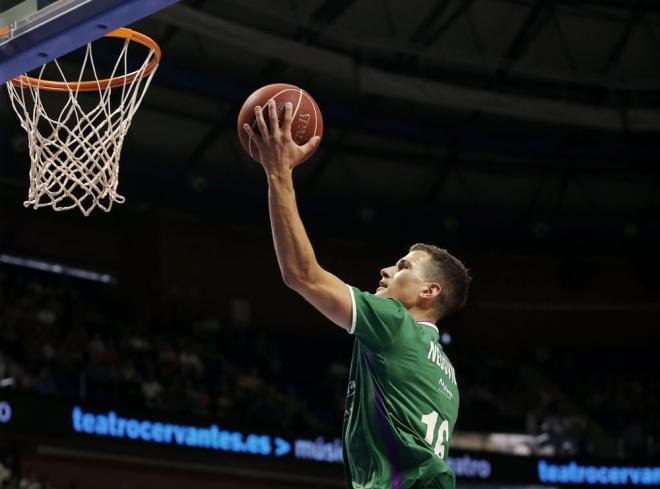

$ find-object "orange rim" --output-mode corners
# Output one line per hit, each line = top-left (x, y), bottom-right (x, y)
(10, 28), (161, 92)
(0, 25), (8, 37)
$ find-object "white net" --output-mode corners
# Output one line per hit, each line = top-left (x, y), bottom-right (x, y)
(5, 34), (158, 216)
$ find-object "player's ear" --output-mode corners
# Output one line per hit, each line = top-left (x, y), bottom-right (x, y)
(421, 282), (441, 299)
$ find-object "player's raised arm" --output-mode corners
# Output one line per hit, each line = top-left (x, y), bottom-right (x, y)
(243, 99), (352, 331)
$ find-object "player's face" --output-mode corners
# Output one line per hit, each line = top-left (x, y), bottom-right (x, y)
(375, 250), (431, 307)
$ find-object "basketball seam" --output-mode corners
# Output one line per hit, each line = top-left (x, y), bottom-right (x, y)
(303, 92), (319, 137)
(292, 88), (304, 123)
(269, 87), (301, 103)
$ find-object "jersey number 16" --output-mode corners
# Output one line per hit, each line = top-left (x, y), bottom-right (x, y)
(421, 411), (449, 459)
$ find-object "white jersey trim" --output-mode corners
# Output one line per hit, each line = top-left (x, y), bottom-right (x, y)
(347, 284), (357, 334)
(417, 321), (439, 334)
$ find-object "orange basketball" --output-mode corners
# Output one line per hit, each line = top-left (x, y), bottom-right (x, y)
(237, 83), (323, 163)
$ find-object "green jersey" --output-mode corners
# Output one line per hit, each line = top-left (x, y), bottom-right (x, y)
(342, 286), (459, 489)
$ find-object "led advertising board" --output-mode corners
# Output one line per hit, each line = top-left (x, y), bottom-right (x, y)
(2, 394), (658, 486)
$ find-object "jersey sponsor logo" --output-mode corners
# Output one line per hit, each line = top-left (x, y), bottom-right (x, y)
(427, 341), (457, 385)
(345, 380), (356, 417)
(439, 378), (454, 401)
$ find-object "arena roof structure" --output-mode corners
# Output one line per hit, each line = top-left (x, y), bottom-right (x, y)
(1, 0), (658, 248)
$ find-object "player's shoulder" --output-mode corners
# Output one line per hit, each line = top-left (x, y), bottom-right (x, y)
(415, 320), (440, 337)
(352, 286), (405, 307)
(352, 287), (411, 316)
(404, 321), (440, 346)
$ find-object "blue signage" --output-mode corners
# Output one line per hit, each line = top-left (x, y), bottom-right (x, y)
(538, 460), (660, 486)
(8, 402), (649, 485)
(293, 437), (342, 463)
(72, 406), (274, 456)
(447, 454), (492, 479)
(0, 401), (11, 423)
(274, 437), (291, 457)
(70, 406), (351, 463)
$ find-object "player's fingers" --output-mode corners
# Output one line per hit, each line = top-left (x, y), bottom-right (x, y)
(282, 101), (294, 136)
(243, 123), (263, 147)
(254, 105), (269, 139)
(267, 99), (280, 135)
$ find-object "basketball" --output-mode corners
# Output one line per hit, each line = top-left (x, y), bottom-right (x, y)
(237, 83), (324, 163)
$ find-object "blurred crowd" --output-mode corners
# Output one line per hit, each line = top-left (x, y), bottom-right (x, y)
(539, 349), (660, 459)
(0, 266), (657, 459)
(0, 268), (342, 435)
(0, 448), (52, 489)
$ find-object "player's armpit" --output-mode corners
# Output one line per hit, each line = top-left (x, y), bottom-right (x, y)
(284, 268), (352, 331)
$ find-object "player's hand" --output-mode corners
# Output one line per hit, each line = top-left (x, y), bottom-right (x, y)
(243, 99), (320, 174)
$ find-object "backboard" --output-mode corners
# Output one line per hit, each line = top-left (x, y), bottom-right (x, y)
(0, 0), (179, 84)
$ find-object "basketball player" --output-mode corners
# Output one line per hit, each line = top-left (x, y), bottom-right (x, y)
(243, 100), (471, 489)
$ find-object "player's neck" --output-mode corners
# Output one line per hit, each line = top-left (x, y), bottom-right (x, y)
(406, 306), (437, 325)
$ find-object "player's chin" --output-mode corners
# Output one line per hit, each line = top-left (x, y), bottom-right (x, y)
(375, 287), (388, 296)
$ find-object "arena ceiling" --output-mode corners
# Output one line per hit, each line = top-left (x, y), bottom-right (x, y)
(1, 0), (659, 248)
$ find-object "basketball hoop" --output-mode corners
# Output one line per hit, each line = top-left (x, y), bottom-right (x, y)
(5, 28), (161, 215)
